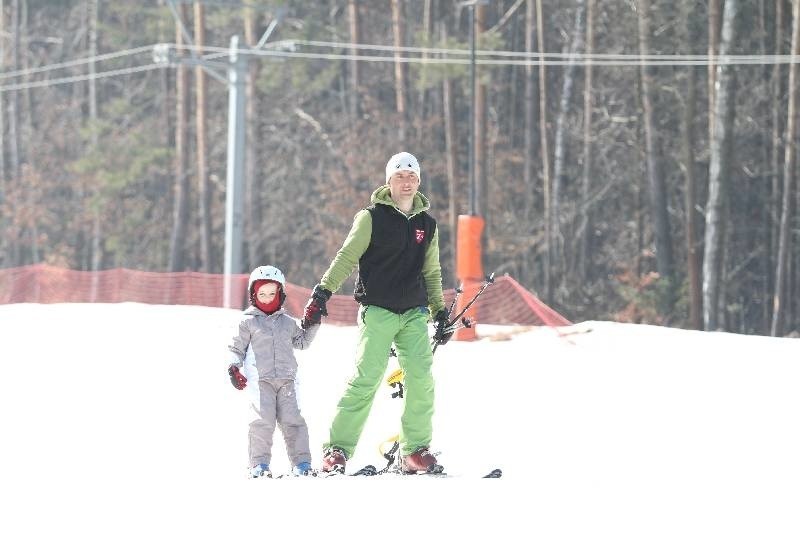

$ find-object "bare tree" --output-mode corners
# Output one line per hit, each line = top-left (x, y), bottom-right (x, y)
(195, 1), (211, 272)
(391, 0), (407, 142)
(417, 0), (433, 134)
(577, 0), (595, 281)
(681, 1), (702, 330)
(772, 0), (800, 336)
(708, 0), (721, 140)
(168, 4), (191, 272)
(347, 0), (360, 120)
(769, 0), (785, 325)
(522, 0), (539, 285)
(704, 0), (739, 331)
(0, 0), (6, 267)
(441, 20), (458, 280)
(637, 0), (674, 285)
(552, 0), (585, 276)
(7, 0), (21, 265)
(475, 3), (488, 223)
(87, 0), (101, 299)
(536, 0), (552, 302)
(243, 6), (262, 273)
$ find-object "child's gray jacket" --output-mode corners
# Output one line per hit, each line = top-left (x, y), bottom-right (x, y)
(228, 307), (318, 380)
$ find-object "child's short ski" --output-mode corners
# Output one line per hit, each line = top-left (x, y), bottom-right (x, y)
(273, 470), (319, 479)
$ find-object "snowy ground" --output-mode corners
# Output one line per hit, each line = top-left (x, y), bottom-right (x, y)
(1, 302), (798, 532)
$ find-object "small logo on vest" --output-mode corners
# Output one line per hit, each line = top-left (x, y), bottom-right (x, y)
(415, 229), (425, 244)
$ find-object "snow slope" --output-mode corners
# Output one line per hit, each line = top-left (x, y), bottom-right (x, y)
(1, 303), (798, 532)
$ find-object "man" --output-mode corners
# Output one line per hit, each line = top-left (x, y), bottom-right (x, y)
(302, 151), (453, 474)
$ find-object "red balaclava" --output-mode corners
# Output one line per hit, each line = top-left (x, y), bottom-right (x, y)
(251, 280), (282, 315)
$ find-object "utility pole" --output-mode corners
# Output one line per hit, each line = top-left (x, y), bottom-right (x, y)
(223, 36), (246, 309)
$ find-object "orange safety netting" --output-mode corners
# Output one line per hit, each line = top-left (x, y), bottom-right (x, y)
(0, 263), (570, 327)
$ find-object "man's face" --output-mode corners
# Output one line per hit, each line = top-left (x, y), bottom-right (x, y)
(256, 282), (279, 304)
(387, 170), (420, 202)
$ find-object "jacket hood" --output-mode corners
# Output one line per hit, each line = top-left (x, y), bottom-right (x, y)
(371, 185), (430, 216)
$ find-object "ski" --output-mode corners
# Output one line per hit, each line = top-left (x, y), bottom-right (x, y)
(351, 464), (378, 476)
(316, 465), (502, 478)
(315, 464), (378, 477)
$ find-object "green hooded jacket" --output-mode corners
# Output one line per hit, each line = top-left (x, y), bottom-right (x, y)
(319, 185), (445, 316)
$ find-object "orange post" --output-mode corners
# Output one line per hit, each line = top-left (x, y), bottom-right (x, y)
(454, 215), (484, 341)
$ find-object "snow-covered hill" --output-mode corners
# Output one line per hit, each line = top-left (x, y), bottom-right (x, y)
(1, 303), (797, 532)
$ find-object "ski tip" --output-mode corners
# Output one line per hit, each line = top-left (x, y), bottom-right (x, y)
(427, 464), (445, 475)
(351, 465), (378, 476)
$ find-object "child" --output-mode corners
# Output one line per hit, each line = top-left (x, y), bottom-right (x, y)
(227, 265), (319, 478)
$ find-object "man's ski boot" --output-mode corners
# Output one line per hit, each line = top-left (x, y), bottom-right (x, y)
(399, 447), (443, 474)
(250, 463), (272, 478)
(321, 447), (347, 474)
(292, 461), (313, 476)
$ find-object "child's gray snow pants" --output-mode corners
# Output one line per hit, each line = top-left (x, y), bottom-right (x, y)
(248, 378), (311, 467)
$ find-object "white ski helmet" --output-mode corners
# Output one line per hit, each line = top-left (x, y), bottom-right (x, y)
(248, 265), (286, 295)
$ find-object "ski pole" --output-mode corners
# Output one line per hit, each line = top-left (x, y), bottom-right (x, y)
(445, 272), (495, 328)
(444, 284), (463, 320)
(430, 274), (494, 354)
(431, 317), (476, 354)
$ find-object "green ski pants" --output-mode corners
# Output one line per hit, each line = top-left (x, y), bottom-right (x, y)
(325, 305), (434, 457)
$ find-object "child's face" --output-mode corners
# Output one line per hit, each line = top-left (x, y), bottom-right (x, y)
(256, 282), (279, 304)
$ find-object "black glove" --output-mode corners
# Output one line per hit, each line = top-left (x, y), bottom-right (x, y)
(228, 364), (247, 390)
(432, 310), (454, 345)
(301, 284), (332, 329)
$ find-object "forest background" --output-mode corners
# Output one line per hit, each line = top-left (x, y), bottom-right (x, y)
(0, 0), (798, 336)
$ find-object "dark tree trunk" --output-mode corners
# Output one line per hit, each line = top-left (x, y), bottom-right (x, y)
(772, 0), (800, 336)
(168, 4), (191, 272)
(522, 0), (540, 286)
(536, 0), (552, 302)
(195, 1), (211, 272)
(578, 0), (595, 282)
(704, 0), (739, 331)
(637, 0), (674, 286)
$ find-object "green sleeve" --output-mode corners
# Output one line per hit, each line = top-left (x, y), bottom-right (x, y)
(319, 209), (372, 293)
(422, 225), (445, 316)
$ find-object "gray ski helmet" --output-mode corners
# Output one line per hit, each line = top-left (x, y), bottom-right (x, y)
(248, 265), (286, 295)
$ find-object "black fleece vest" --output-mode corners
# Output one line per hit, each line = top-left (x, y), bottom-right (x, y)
(354, 203), (437, 313)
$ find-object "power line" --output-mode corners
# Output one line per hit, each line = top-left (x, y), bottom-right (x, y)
(0, 46), (153, 81)
(169, 42), (800, 66)
(0, 63), (164, 93)
(2, 38), (800, 86)
(174, 43), (800, 66)
(3, 39), (800, 94)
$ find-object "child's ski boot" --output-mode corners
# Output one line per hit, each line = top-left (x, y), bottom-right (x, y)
(250, 463), (272, 478)
(292, 461), (313, 476)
